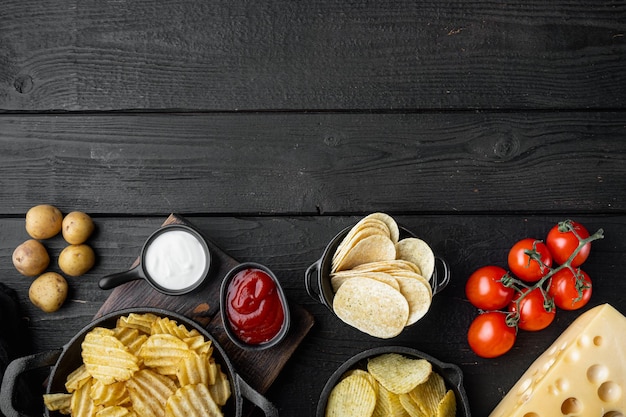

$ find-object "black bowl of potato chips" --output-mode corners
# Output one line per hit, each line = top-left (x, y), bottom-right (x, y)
(305, 213), (451, 339)
(316, 346), (470, 417)
(0, 307), (278, 417)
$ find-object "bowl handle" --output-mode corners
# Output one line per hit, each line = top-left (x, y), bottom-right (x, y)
(0, 348), (63, 417)
(236, 374), (279, 416)
(304, 260), (324, 304)
(432, 256), (451, 295)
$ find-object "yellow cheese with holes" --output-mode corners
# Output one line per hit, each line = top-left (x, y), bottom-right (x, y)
(490, 304), (626, 417)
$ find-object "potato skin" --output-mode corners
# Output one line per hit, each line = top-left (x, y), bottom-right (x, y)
(29, 272), (68, 313)
(62, 211), (95, 244)
(25, 204), (63, 239)
(12, 239), (50, 276)
(58, 244), (96, 276)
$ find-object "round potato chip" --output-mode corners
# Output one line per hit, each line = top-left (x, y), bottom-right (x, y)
(331, 271), (400, 293)
(332, 221), (391, 272)
(395, 238), (435, 281)
(367, 353), (432, 394)
(393, 273), (433, 325)
(333, 277), (409, 339)
(325, 373), (377, 417)
(335, 235), (396, 272)
(364, 212), (400, 243)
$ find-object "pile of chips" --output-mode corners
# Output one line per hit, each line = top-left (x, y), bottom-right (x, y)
(330, 213), (436, 338)
(325, 353), (456, 417)
(43, 313), (231, 417)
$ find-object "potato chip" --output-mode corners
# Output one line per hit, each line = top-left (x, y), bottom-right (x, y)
(82, 328), (139, 385)
(208, 364), (231, 406)
(333, 277), (409, 339)
(436, 390), (457, 417)
(372, 384), (407, 417)
(165, 384), (223, 417)
(184, 334), (213, 356)
(139, 333), (190, 375)
(70, 378), (99, 417)
(331, 271), (400, 293)
(343, 369), (380, 396)
(176, 351), (210, 386)
(43, 393), (72, 414)
(367, 353), (432, 394)
(399, 393), (426, 417)
(65, 364), (91, 393)
(352, 259), (422, 275)
(365, 212), (400, 243)
(126, 369), (177, 417)
(151, 317), (200, 339)
(395, 238), (435, 281)
(90, 379), (129, 407)
(96, 405), (137, 417)
(393, 274), (432, 325)
(333, 222), (392, 273)
(117, 313), (159, 335)
(325, 373), (377, 417)
(409, 371), (446, 415)
(335, 235), (396, 272)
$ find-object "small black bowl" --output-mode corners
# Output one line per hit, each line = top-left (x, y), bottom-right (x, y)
(305, 225), (451, 314)
(220, 262), (291, 351)
(316, 346), (471, 417)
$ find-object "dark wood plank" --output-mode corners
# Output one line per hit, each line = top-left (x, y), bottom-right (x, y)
(1, 112), (625, 215)
(1, 1), (624, 111)
(1, 215), (624, 416)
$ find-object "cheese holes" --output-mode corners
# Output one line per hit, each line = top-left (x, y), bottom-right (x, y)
(587, 364), (609, 384)
(560, 397), (582, 414)
(598, 381), (622, 403)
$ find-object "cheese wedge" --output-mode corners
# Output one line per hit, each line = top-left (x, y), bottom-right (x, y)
(490, 304), (626, 417)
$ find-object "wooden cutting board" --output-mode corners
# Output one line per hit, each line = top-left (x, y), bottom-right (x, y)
(96, 214), (315, 394)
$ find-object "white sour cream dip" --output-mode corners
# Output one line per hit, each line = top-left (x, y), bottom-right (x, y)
(144, 229), (207, 291)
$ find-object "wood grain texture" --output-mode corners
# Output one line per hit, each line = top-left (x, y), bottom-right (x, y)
(1, 0), (624, 111)
(1, 112), (625, 215)
(1, 215), (623, 417)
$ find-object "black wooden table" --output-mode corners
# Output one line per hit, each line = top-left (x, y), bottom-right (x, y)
(1, 2), (625, 416)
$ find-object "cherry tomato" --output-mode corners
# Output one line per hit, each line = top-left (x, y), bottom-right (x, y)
(546, 220), (591, 267)
(508, 238), (553, 282)
(465, 266), (515, 310)
(548, 268), (592, 310)
(508, 288), (555, 331)
(467, 311), (517, 358)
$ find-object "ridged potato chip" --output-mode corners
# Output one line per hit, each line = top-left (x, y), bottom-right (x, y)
(436, 390), (457, 417)
(139, 333), (190, 375)
(165, 383), (223, 417)
(65, 364), (91, 393)
(90, 379), (129, 407)
(70, 378), (98, 417)
(117, 313), (159, 335)
(333, 277), (409, 339)
(82, 328), (139, 385)
(96, 405), (137, 417)
(126, 369), (177, 417)
(176, 351), (211, 386)
(409, 371), (446, 415)
(325, 373), (377, 417)
(43, 393), (72, 414)
(367, 353), (432, 394)
(208, 364), (232, 406)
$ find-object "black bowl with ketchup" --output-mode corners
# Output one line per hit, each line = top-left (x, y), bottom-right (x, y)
(220, 262), (291, 351)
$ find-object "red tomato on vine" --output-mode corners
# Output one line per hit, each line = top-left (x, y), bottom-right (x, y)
(546, 220), (591, 267)
(465, 266), (515, 310)
(467, 311), (517, 358)
(548, 268), (592, 310)
(508, 238), (553, 282)
(509, 288), (555, 331)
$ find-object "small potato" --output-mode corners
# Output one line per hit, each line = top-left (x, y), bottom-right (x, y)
(62, 211), (95, 244)
(29, 272), (68, 313)
(58, 244), (96, 276)
(13, 239), (50, 276)
(25, 204), (63, 239)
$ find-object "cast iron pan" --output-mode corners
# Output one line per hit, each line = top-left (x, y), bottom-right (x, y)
(316, 345), (471, 417)
(0, 307), (278, 417)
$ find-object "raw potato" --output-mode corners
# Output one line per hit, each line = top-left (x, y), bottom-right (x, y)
(62, 211), (95, 244)
(25, 204), (63, 239)
(29, 272), (68, 313)
(59, 244), (96, 276)
(13, 239), (50, 276)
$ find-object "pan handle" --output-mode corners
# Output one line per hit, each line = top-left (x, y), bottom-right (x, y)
(304, 260), (324, 304)
(0, 348), (63, 417)
(236, 374), (279, 417)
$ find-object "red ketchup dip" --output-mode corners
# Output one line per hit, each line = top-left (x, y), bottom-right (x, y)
(225, 267), (285, 345)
